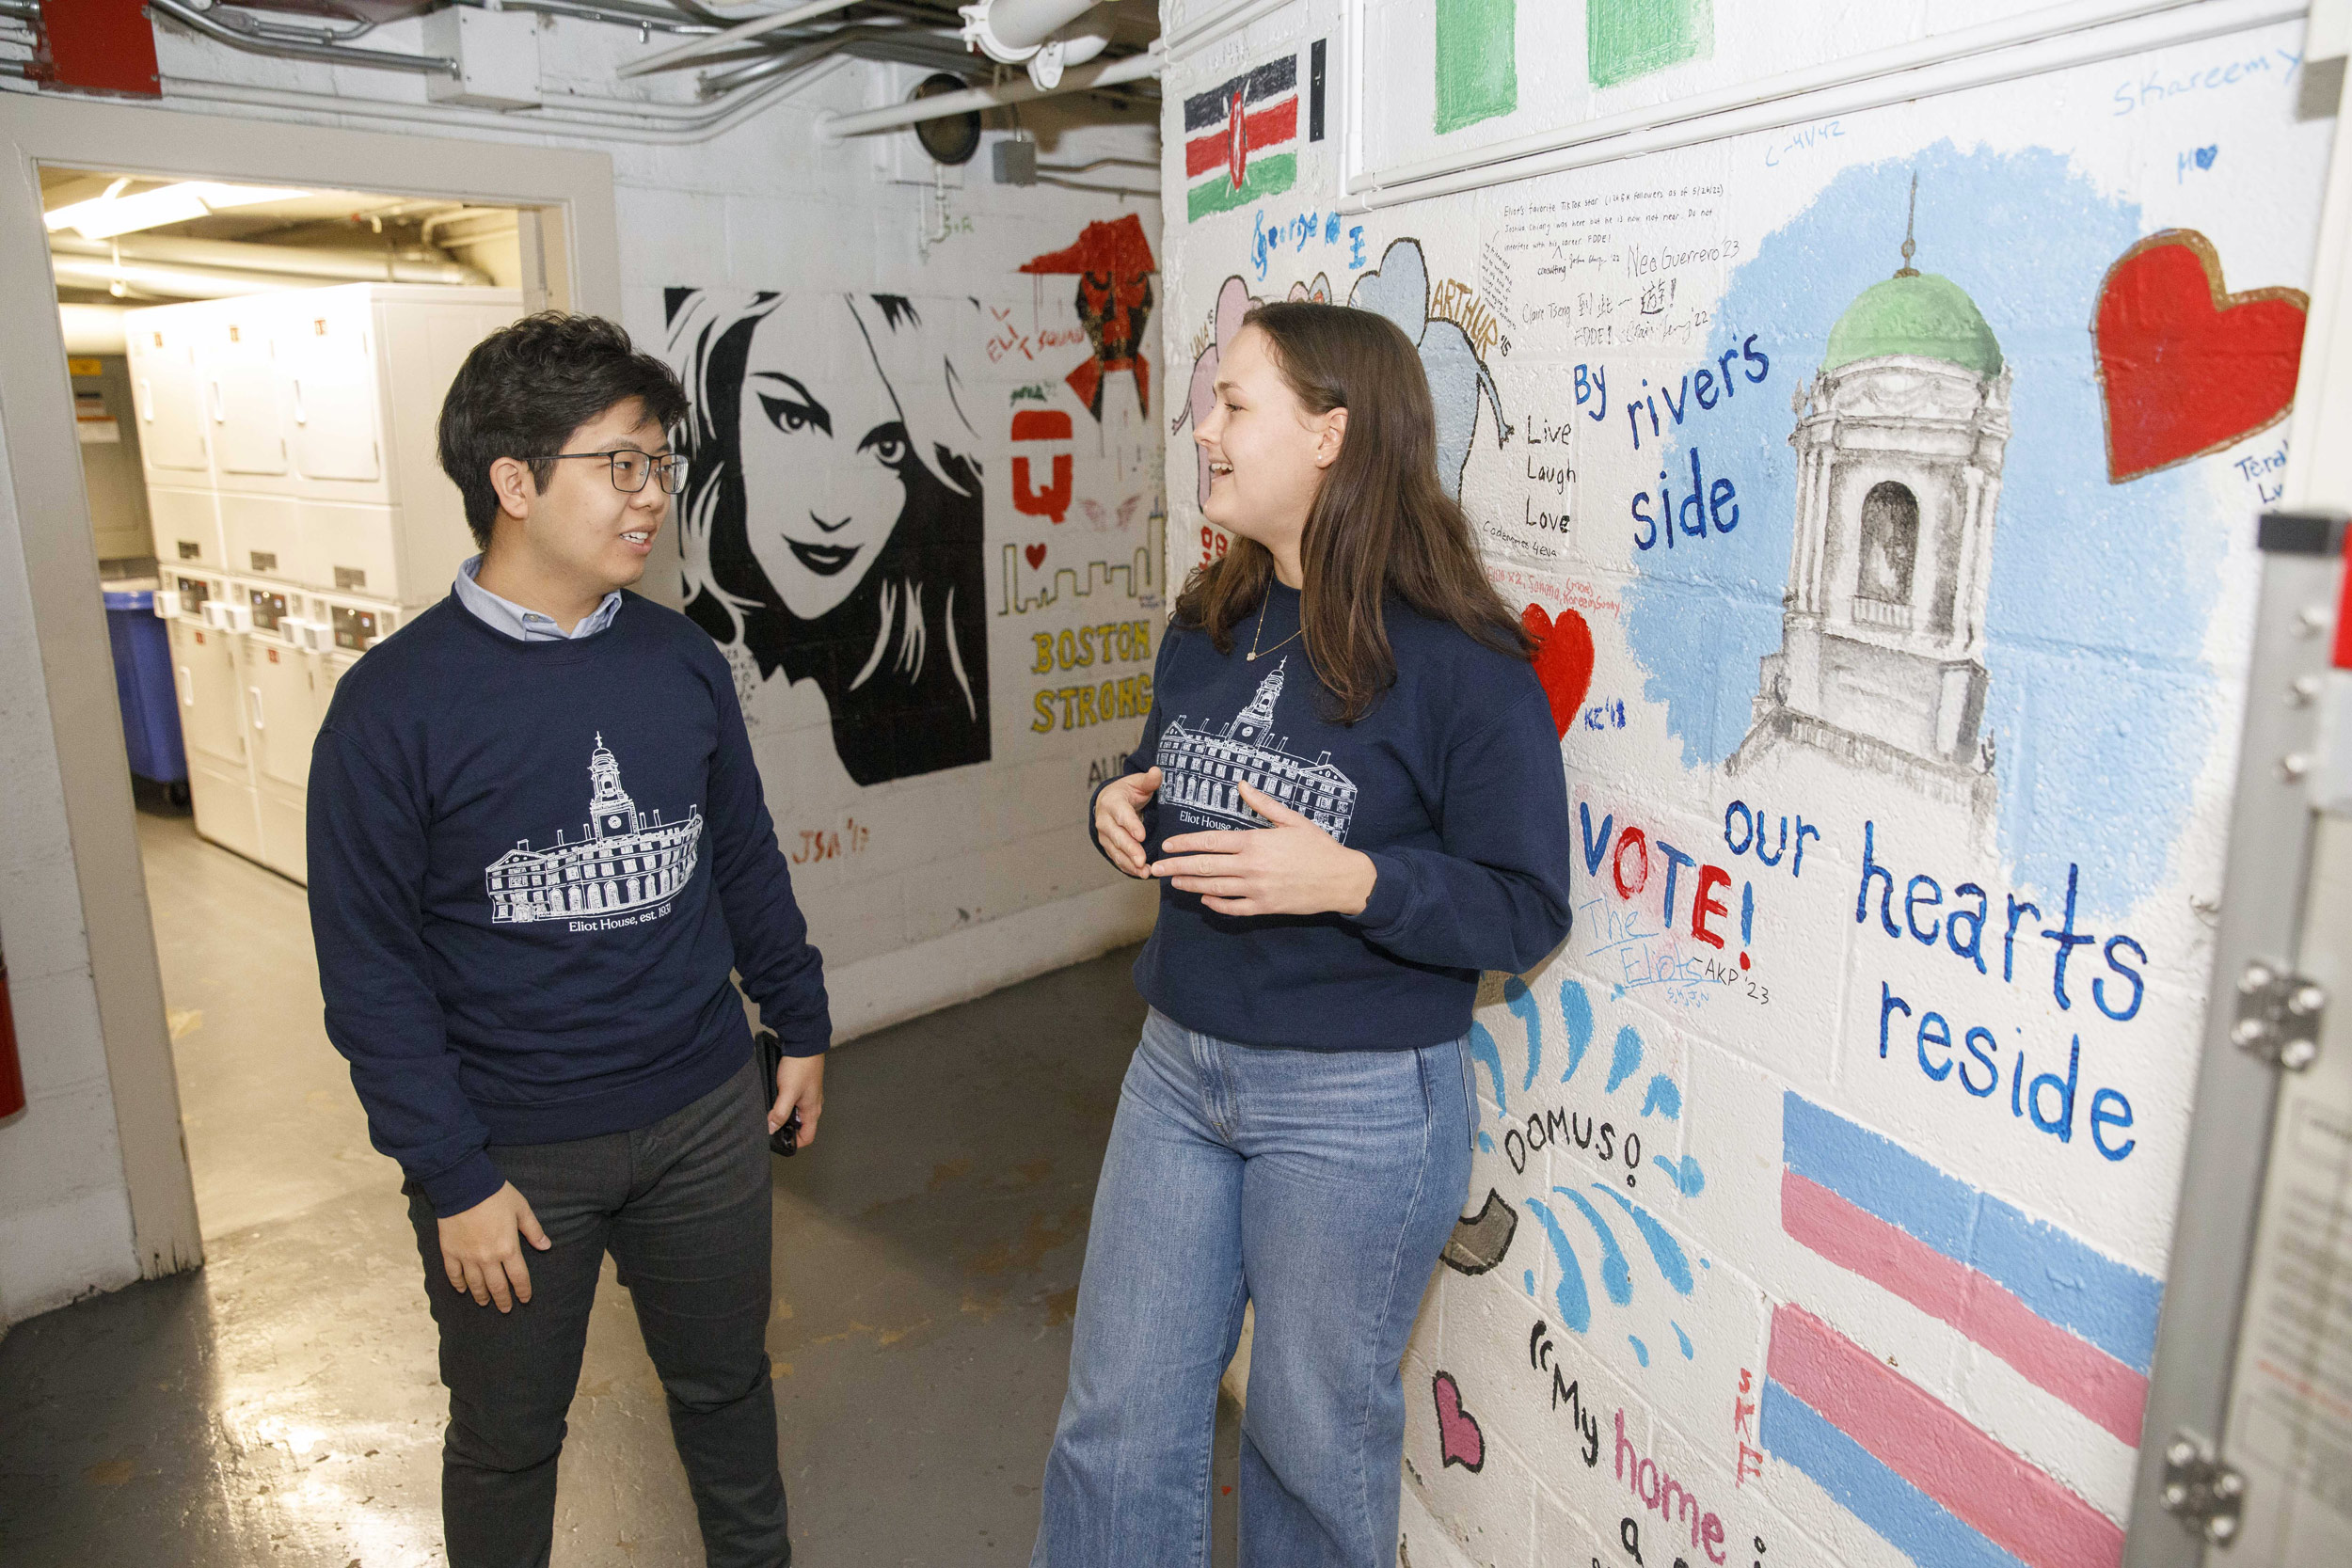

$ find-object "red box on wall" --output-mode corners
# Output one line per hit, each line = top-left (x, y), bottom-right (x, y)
(36, 0), (162, 99)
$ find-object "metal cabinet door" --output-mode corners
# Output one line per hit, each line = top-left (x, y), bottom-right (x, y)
(241, 636), (320, 794)
(130, 326), (209, 477)
(208, 309), (289, 481)
(169, 616), (245, 768)
(285, 298), (383, 486)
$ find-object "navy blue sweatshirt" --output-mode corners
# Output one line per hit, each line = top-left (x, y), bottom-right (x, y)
(1095, 581), (1574, 1050)
(308, 594), (829, 1216)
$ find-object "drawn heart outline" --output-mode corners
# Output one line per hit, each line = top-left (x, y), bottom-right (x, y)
(2092, 228), (2308, 483)
(1522, 604), (1595, 739)
(1025, 543), (1048, 570)
(1432, 1371), (1486, 1472)
(2194, 145), (2217, 170)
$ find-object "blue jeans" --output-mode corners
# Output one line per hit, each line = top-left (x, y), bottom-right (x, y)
(1033, 1007), (1472, 1568)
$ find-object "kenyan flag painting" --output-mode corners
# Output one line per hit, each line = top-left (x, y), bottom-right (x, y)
(1184, 54), (1299, 222)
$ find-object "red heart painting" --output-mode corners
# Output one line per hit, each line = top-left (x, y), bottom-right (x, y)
(2093, 230), (2309, 483)
(1432, 1371), (1486, 1472)
(1522, 604), (1595, 739)
(1025, 544), (1048, 570)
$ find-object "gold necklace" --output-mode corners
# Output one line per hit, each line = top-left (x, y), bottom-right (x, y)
(1248, 597), (1305, 662)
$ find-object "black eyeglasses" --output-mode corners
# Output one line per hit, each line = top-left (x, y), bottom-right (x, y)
(547, 451), (690, 495)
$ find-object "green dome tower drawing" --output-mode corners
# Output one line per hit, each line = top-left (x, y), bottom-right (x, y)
(1730, 176), (2010, 823)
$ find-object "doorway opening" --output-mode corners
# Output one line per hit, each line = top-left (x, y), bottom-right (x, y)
(47, 165), (549, 1240)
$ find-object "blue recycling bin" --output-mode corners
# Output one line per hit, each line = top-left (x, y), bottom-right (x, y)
(103, 583), (188, 784)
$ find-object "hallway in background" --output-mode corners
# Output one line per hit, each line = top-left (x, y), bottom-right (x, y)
(0, 811), (1240, 1566)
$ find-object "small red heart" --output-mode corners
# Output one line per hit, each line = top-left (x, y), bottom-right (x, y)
(2094, 230), (2309, 483)
(1522, 604), (1594, 739)
(1432, 1371), (1485, 1472)
(1025, 544), (1048, 570)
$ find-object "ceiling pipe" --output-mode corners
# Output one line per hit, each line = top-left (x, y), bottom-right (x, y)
(959, 0), (1115, 87)
(158, 55), (849, 142)
(50, 255), (389, 300)
(148, 0), (458, 74)
(618, 0), (864, 78)
(50, 233), (493, 286)
(817, 41), (1159, 136)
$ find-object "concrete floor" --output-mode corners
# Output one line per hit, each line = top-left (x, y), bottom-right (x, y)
(0, 810), (1241, 1565)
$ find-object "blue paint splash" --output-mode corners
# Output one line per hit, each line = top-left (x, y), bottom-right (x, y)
(1673, 1322), (1694, 1360)
(1523, 1198), (1593, 1333)
(1560, 981), (1595, 1083)
(1593, 1186), (1696, 1294)
(1468, 1022), (1507, 1115)
(1554, 1187), (1632, 1305)
(1605, 1024), (1645, 1093)
(1651, 1155), (1708, 1196)
(1629, 1335), (1650, 1368)
(1618, 142), (2216, 918)
(1478, 1131), (1495, 1154)
(1503, 976), (1542, 1088)
(1641, 1074), (1682, 1119)
(1523, 1268), (1536, 1296)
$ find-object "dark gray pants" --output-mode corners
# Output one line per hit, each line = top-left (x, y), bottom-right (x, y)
(405, 1056), (788, 1568)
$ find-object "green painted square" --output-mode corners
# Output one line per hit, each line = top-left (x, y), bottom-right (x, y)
(1587, 0), (1712, 88)
(1435, 0), (1518, 135)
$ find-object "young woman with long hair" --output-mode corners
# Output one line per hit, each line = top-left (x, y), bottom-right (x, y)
(1032, 302), (1576, 1567)
(664, 289), (989, 785)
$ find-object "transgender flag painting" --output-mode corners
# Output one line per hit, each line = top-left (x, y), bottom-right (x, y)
(1762, 1093), (2164, 1568)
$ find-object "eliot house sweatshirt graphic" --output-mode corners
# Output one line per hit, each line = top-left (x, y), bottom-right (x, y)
(1097, 581), (1578, 1053)
(485, 735), (703, 930)
(308, 594), (829, 1217)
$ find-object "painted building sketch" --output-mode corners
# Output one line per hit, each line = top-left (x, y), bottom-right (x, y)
(1156, 658), (1359, 838)
(1165, 8), (2331, 1567)
(665, 289), (990, 785)
(1731, 196), (2009, 821)
(485, 736), (702, 924)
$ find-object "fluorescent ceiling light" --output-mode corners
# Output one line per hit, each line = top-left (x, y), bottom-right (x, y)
(43, 182), (311, 242)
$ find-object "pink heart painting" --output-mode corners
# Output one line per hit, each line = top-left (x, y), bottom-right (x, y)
(1432, 1371), (1486, 1472)
(1025, 544), (1049, 570)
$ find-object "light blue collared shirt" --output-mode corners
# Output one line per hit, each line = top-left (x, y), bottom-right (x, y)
(453, 555), (623, 642)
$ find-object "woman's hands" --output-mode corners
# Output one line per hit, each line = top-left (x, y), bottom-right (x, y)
(1095, 766), (1163, 878)
(1152, 783), (1378, 918)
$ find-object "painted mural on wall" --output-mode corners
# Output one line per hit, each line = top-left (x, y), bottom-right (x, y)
(1166, 8), (2328, 1566)
(668, 290), (992, 784)
(663, 269), (1161, 923)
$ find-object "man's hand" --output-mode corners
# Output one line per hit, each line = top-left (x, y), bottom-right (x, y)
(1151, 783), (1378, 918)
(771, 1051), (824, 1150)
(437, 1181), (552, 1313)
(1093, 766), (1163, 879)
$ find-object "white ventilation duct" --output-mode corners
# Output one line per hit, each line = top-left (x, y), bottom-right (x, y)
(959, 0), (1117, 88)
(49, 234), (492, 288)
(59, 303), (129, 356)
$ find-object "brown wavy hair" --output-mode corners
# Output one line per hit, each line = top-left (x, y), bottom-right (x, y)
(1174, 300), (1531, 722)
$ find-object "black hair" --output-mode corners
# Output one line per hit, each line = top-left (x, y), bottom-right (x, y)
(437, 311), (691, 547)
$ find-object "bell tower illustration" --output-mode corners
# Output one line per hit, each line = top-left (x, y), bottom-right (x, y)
(1225, 658), (1286, 745)
(587, 733), (644, 840)
(1732, 176), (2009, 818)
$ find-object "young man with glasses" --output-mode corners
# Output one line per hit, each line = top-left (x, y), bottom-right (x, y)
(307, 312), (828, 1568)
